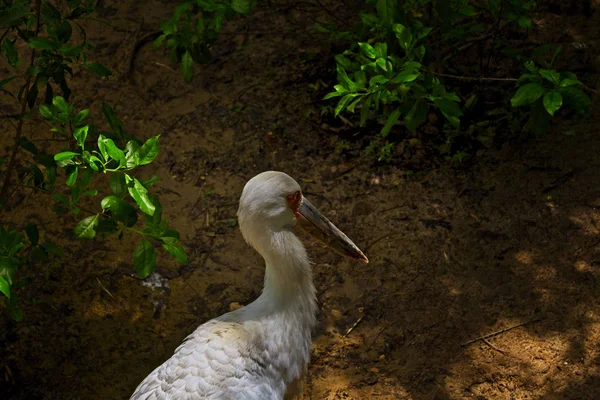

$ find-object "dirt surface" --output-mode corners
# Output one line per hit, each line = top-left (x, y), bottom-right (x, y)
(1, 1), (600, 399)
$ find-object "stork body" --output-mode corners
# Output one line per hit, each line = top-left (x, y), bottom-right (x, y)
(131, 172), (367, 400)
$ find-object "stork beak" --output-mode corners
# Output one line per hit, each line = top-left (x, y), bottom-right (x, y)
(294, 196), (369, 263)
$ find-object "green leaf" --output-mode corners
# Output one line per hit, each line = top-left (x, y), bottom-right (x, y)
(374, 42), (387, 59)
(459, 5), (476, 16)
(79, 167), (94, 188)
(50, 20), (72, 43)
(86, 62), (112, 77)
(543, 91), (562, 116)
(524, 61), (537, 72)
(337, 65), (356, 91)
(28, 37), (57, 50)
(369, 75), (389, 86)
(145, 195), (163, 228)
(125, 174), (156, 216)
(134, 237), (156, 278)
(381, 107), (401, 137)
(0, 275), (10, 298)
(19, 137), (38, 154)
(335, 94), (358, 116)
(358, 42), (375, 59)
(417, 27), (433, 40)
(153, 34), (166, 49)
(376, 0), (395, 26)
(66, 167), (78, 186)
(231, 0), (255, 14)
(538, 69), (560, 85)
(162, 243), (187, 264)
(359, 13), (378, 26)
(124, 140), (140, 169)
(98, 135), (125, 166)
(52, 96), (70, 113)
(160, 229), (180, 242)
(102, 103), (123, 133)
(360, 94), (372, 126)
(40, 1), (61, 26)
(434, 98), (463, 128)
(141, 176), (160, 187)
(73, 125), (89, 149)
(54, 151), (79, 161)
(0, 76), (16, 89)
(558, 86), (591, 113)
(518, 16), (532, 29)
(323, 91), (344, 100)
(181, 50), (194, 83)
(42, 241), (63, 257)
(109, 173), (126, 196)
(2, 39), (19, 68)
(137, 136), (160, 165)
(559, 78), (583, 88)
(42, 242), (63, 257)
(346, 96), (362, 113)
(39, 104), (54, 119)
(74, 214), (99, 239)
(73, 126), (88, 149)
(391, 69), (420, 84)
(0, 9), (32, 28)
(101, 195), (138, 227)
(393, 24), (412, 50)
(376, 57), (387, 71)
(52, 193), (69, 205)
(405, 100), (428, 133)
(25, 224), (39, 247)
(511, 83), (547, 107)
(73, 109), (89, 126)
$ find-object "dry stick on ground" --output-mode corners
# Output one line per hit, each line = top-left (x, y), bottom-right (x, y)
(441, 21), (509, 62)
(126, 30), (161, 79)
(482, 338), (506, 354)
(432, 72), (518, 82)
(461, 317), (543, 347)
(342, 315), (364, 338)
(434, 72), (599, 93)
(0, 0), (42, 207)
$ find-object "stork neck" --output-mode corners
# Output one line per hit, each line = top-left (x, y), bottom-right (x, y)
(259, 231), (316, 307)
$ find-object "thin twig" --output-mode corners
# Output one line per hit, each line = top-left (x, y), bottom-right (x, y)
(0, 0), (42, 208)
(365, 232), (404, 252)
(96, 277), (115, 300)
(482, 338), (506, 354)
(461, 317), (543, 347)
(0, 28), (9, 44)
(441, 21), (509, 62)
(312, 0), (349, 26)
(342, 315), (363, 338)
(126, 29), (161, 79)
(433, 72), (518, 82)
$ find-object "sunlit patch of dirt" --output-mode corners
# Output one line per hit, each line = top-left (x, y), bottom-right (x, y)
(1, 1), (600, 400)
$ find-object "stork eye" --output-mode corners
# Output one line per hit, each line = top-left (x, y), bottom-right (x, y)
(286, 191), (302, 210)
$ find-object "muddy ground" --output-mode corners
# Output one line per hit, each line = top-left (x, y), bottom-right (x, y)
(1, 0), (600, 399)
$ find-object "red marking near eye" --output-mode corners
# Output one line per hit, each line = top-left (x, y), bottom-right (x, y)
(287, 191), (302, 215)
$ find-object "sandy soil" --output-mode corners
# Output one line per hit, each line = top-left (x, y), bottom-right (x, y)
(1, 1), (600, 399)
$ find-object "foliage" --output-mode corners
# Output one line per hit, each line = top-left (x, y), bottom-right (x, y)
(511, 59), (590, 135)
(153, 0), (256, 82)
(0, 0), (187, 320)
(324, 25), (462, 137)
(322, 0), (591, 160)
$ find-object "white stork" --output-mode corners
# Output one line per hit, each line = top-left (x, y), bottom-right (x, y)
(130, 171), (368, 400)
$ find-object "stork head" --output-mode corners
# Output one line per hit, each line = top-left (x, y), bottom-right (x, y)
(237, 171), (368, 263)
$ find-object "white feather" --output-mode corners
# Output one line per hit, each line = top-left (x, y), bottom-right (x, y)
(131, 172), (317, 400)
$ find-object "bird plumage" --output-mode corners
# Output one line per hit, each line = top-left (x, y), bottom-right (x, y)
(131, 172), (318, 400)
